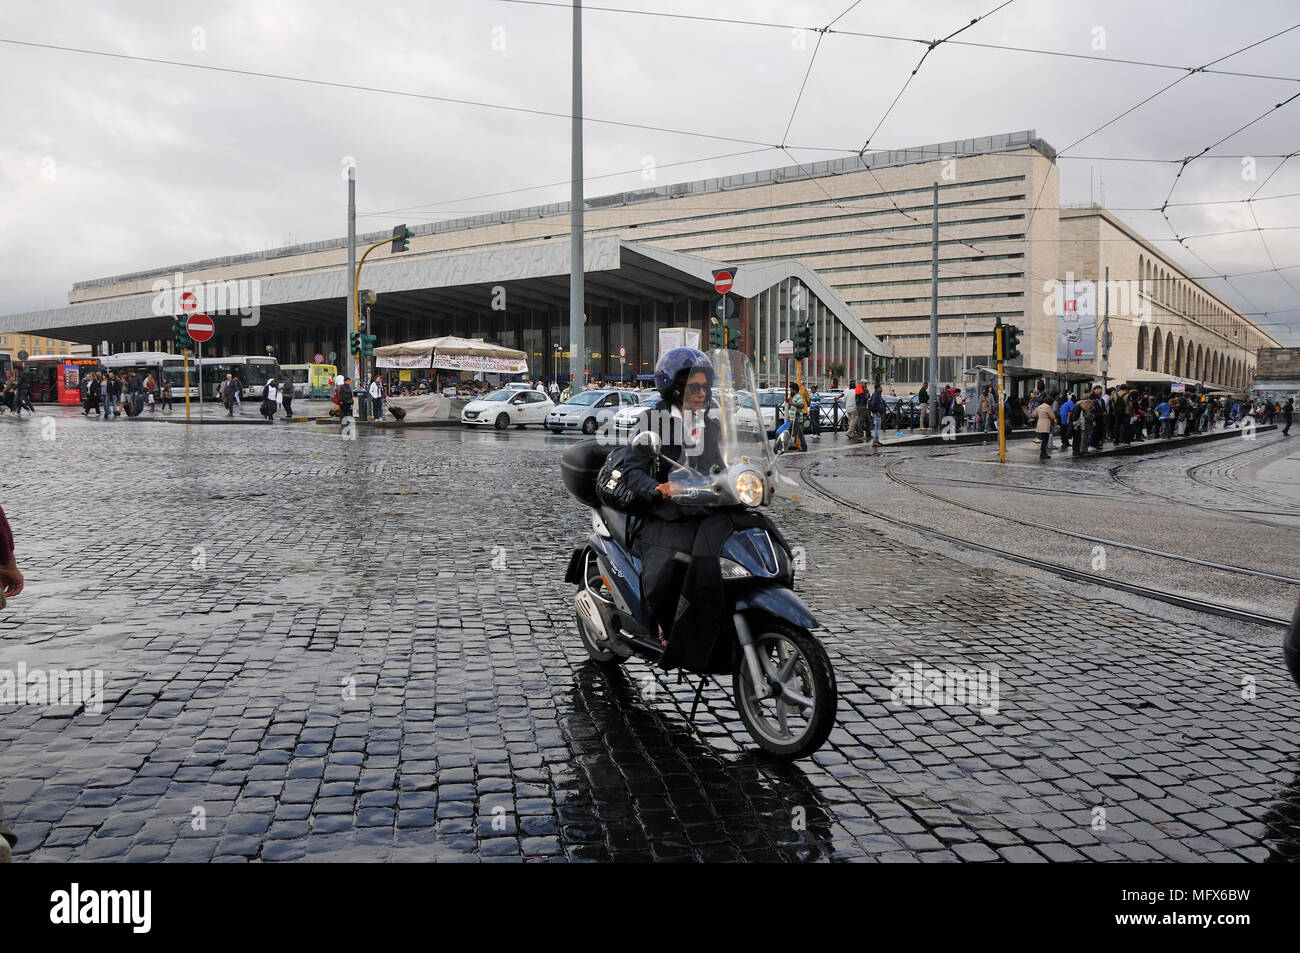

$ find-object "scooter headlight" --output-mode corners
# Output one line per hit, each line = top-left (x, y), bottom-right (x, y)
(734, 469), (764, 507)
(719, 557), (752, 579)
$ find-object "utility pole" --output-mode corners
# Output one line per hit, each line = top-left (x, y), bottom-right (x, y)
(962, 313), (968, 385)
(996, 318), (1006, 464)
(347, 163), (356, 382)
(1101, 265), (1110, 392)
(928, 182), (939, 433)
(569, 0), (585, 389)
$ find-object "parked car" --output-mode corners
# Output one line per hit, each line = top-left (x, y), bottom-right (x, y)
(758, 389), (786, 437)
(545, 388), (640, 434)
(461, 388), (553, 429)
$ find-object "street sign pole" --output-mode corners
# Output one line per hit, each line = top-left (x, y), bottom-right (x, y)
(197, 341), (204, 418)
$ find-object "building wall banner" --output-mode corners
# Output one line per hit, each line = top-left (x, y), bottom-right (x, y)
(1058, 280), (1097, 361)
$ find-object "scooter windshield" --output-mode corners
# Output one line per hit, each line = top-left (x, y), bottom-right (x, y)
(703, 349), (773, 473)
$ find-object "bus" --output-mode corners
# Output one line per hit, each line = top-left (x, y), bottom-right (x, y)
(279, 363), (336, 398)
(101, 351), (199, 400)
(17, 355), (102, 404)
(199, 355), (281, 399)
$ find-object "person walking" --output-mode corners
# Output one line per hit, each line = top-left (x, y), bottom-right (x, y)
(549, 379), (560, 402)
(368, 374), (385, 421)
(849, 379), (868, 441)
(979, 386), (992, 433)
(144, 373), (158, 413)
(808, 385), (822, 442)
(1283, 398), (1293, 437)
(260, 376), (279, 420)
(159, 375), (173, 414)
(107, 371), (122, 418)
(280, 376), (294, 419)
(1032, 395), (1055, 460)
(220, 373), (237, 416)
(786, 383), (807, 453)
(338, 376), (354, 419)
(917, 383), (929, 434)
(14, 375), (32, 417)
(868, 382), (886, 448)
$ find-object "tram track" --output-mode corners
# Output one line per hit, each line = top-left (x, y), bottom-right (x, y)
(796, 457), (1292, 630)
(880, 460), (1300, 586)
(1109, 437), (1300, 529)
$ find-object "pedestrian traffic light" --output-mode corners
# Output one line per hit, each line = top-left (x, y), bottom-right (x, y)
(1004, 324), (1022, 360)
(350, 331), (362, 354)
(710, 323), (725, 349)
(360, 334), (377, 357)
(391, 224), (412, 253)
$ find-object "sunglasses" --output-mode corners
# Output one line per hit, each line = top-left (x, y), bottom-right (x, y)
(685, 381), (709, 394)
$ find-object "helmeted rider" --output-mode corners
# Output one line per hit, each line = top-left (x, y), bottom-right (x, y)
(607, 347), (724, 647)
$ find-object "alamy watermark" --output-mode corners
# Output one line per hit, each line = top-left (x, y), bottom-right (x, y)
(1042, 273), (1152, 327)
(151, 270), (262, 326)
(889, 661), (1000, 715)
(0, 662), (104, 714)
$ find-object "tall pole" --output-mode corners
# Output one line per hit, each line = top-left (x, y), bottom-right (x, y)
(347, 164), (357, 382)
(569, 0), (585, 388)
(962, 313), (968, 385)
(928, 182), (939, 432)
(996, 319), (1006, 464)
(1101, 265), (1110, 392)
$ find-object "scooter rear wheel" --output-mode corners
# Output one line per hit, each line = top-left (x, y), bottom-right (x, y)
(733, 620), (836, 759)
(575, 550), (627, 667)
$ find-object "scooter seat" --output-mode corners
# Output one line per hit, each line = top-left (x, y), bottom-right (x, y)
(601, 507), (633, 551)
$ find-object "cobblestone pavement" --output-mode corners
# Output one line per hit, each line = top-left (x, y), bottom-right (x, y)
(1, 410), (1298, 862)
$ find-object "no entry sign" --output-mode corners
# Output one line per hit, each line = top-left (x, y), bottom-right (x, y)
(713, 270), (734, 295)
(186, 313), (215, 343)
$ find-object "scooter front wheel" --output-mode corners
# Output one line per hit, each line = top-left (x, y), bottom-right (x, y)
(733, 620), (836, 759)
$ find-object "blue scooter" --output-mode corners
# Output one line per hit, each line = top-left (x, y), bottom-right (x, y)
(560, 413), (837, 759)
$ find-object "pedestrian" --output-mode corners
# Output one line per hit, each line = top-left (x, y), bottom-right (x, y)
(809, 385), (822, 442)
(232, 374), (243, 411)
(280, 376), (294, 419)
(1155, 396), (1172, 438)
(868, 382), (886, 447)
(979, 386), (992, 433)
(549, 379), (560, 402)
(786, 383), (807, 452)
(953, 389), (966, 432)
(260, 376), (279, 420)
(1058, 393), (1075, 450)
(144, 373), (158, 413)
(1283, 398), (1293, 437)
(159, 374), (173, 414)
(220, 373), (237, 416)
(1032, 395), (1054, 460)
(368, 374), (385, 420)
(338, 376), (354, 418)
(850, 378), (868, 441)
(917, 383), (929, 433)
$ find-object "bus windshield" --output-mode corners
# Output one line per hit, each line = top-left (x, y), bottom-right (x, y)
(242, 360), (277, 386)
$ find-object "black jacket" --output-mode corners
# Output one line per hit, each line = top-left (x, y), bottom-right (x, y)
(612, 409), (724, 522)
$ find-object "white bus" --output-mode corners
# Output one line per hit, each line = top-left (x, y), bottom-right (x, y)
(199, 355), (281, 399)
(101, 351), (198, 400)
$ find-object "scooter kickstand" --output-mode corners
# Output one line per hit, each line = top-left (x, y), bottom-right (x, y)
(689, 676), (710, 722)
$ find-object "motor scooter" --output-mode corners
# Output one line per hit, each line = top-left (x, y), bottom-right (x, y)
(560, 350), (837, 759)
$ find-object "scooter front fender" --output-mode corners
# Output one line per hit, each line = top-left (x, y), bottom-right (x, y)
(734, 586), (818, 630)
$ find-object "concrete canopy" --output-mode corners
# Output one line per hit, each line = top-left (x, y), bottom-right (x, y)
(0, 238), (887, 357)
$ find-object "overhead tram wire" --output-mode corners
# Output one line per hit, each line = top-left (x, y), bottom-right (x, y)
(0, 36), (858, 155)
(1023, 22), (1300, 238)
(492, 0), (1300, 83)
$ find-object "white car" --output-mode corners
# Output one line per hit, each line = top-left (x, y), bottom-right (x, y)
(610, 392), (663, 435)
(757, 390), (786, 437)
(505, 382), (535, 391)
(461, 388), (553, 429)
(545, 388), (641, 434)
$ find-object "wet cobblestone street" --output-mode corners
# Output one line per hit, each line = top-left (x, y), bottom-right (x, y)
(2, 411), (1298, 862)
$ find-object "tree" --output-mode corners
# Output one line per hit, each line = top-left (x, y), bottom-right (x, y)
(824, 361), (845, 388)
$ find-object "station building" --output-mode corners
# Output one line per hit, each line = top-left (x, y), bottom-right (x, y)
(0, 130), (1281, 392)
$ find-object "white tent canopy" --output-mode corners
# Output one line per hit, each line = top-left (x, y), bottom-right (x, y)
(374, 335), (528, 374)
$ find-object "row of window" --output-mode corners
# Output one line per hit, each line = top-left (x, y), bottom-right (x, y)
(846, 291), (1025, 307)
(0, 336), (60, 347)
(1135, 325), (1255, 387)
(680, 214), (1027, 256)
(1137, 254), (1259, 352)
(832, 271), (1024, 293)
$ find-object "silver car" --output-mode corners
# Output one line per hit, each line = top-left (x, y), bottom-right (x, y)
(545, 388), (641, 434)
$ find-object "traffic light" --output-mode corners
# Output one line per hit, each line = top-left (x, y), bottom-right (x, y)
(391, 224), (412, 253)
(794, 323), (813, 360)
(350, 331), (362, 354)
(359, 334), (377, 357)
(1004, 324), (1022, 360)
(710, 323), (725, 349)
(727, 332), (741, 351)
(172, 319), (192, 351)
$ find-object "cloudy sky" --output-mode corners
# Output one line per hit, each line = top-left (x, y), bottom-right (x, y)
(1, 0), (1297, 342)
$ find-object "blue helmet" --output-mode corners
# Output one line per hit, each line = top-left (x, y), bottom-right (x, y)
(654, 347), (713, 393)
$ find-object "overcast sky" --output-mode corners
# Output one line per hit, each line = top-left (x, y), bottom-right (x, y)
(1, 0), (1297, 342)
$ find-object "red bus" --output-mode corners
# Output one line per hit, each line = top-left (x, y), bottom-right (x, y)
(18, 355), (102, 404)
